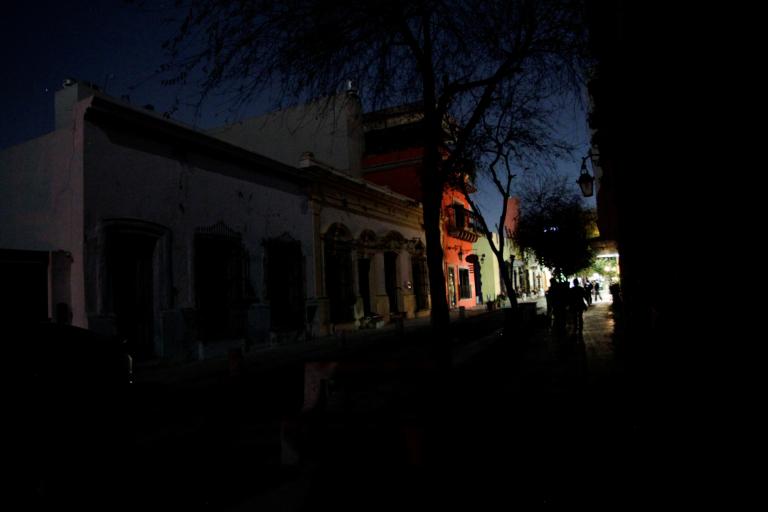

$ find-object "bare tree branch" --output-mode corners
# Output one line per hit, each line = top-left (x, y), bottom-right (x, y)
(149, 0), (590, 329)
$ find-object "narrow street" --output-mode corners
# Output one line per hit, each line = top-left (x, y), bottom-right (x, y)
(280, 302), (646, 510)
(195, 299), (673, 511)
(56, 299), (689, 510)
(119, 305), (509, 510)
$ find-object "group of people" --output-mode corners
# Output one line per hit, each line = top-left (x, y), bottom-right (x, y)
(545, 277), (602, 336)
(584, 279), (603, 305)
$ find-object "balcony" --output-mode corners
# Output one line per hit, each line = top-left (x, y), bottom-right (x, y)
(446, 205), (481, 243)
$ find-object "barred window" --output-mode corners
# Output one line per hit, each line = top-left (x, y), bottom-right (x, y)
(195, 235), (248, 340)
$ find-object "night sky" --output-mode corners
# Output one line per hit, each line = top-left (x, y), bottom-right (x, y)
(0, 1), (593, 220)
(0, 1), (190, 149)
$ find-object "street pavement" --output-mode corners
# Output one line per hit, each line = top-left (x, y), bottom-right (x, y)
(220, 298), (673, 510)
(42, 290), (731, 511)
(111, 300), (526, 510)
(132, 298), (538, 388)
(66, 295), (700, 510)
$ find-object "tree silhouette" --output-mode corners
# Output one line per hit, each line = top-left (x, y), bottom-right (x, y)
(454, 89), (579, 308)
(155, 0), (590, 335)
(514, 172), (594, 279)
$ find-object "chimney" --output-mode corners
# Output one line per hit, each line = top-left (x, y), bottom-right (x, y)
(345, 83), (364, 178)
(54, 78), (99, 130)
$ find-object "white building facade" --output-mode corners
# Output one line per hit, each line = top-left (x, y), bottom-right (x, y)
(1, 81), (428, 363)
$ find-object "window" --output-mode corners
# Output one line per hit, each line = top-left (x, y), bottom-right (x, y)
(264, 238), (305, 331)
(384, 251), (399, 313)
(195, 235), (248, 340)
(453, 204), (466, 229)
(411, 257), (429, 311)
(459, 268), (471, 299)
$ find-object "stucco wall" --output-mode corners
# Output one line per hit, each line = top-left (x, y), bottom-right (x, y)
(0, 131), (81, 252)
(82, 118), (315, 358)
(315, 182), (426, 322)
(209, 93), (363, 177)
(0, 114), (87, 327)
(362, 147), (425, 201)
(442, 189), (477, 309)
(474, 233), (503, 302)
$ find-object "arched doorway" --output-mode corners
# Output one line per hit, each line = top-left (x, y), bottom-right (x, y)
(194, 222), (250, 342)
(381, 231), (405, 315)
(324, 223), (355, 323)
(101, 219), (170, 361)
(357, 230), (378, 316)
(410, 240), (429, 311)
(264, 234), (305, 331)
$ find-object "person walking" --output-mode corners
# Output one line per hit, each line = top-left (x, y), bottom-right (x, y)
(585, 280), (593, 306)
(593, 281), (603, 302)
(548, 279), (568, 337)
(569, 278), (589, 334)
(545, 279), (554, 328)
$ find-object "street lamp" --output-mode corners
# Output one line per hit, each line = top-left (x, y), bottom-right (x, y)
(577, 151), (599, 197)
(446, 244), (464, 260)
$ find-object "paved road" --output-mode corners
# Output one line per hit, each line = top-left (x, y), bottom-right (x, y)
(110, 305), (512, 510)
(36, 299), (657, 510)
(222, 301), (664, 510)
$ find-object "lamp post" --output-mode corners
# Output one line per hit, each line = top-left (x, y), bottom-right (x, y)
(577, 152), (599, 197)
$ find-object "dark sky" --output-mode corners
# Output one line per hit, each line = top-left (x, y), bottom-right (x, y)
(0, 1), (593, 218)
(0, 1), (185, 149)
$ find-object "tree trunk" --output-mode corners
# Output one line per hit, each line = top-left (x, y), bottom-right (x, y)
(419, 21), (451, 342)
(490, 249), (517, 309)
(501, 265), (518, 310)
(422, 132), (449, 338)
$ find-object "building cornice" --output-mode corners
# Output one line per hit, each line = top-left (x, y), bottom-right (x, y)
(80, 93), (424, 232)
(83, 94), (309, 186)
(302, 164), (423, 231)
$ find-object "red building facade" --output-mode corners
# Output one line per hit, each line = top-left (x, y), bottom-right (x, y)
(441, 188), (483, 309)
(362, 105), (484, 310)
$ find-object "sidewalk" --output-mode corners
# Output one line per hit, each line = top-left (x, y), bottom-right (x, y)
(133, 298), (545, 388)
